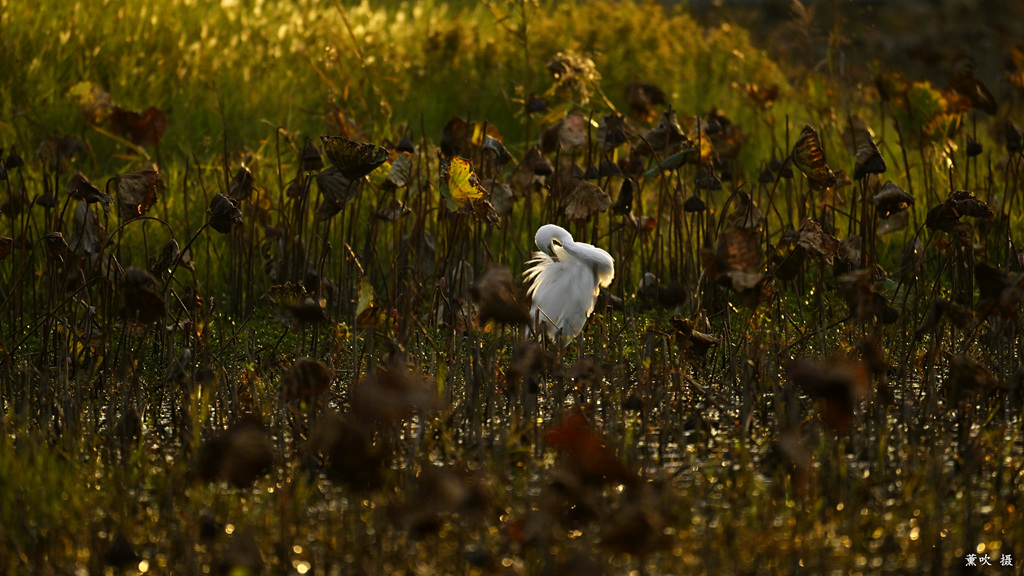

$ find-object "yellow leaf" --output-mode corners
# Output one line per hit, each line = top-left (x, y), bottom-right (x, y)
(440, 156), (485, 211)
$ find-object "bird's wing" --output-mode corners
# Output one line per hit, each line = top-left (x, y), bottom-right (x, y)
(563, 242), (615, 288)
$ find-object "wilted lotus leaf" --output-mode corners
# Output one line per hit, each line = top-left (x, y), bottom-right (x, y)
(227, 166), (254, 202)
(114, 166), (163, 221)
(5, 148), (23, 170)
(207, 193), (242, 233)
(611, 179), (634, 215)
(637, 110), (690, 154)
(35, 186), (58, 208)
(481, 135), (513, 169)
(314, 198), (343, 223)
(481, 180), (514, 217)
(546, 51), (601, 104)
(873, 182), (914, 218)
(852, 128), (886, 180)
(316, 165), (362, 207)
(792, 125), (837, 191)
(67, 172), (112, 212)
(36, 133), (88, 166)
(925, 190), (993, 232)
(0, 237), (12, 261)
(122, 267), (166, 323)
(796, 218), (839, 263)
(949, 68), (997, 115)
(1007, 121), (1023, 153)
(837, 270), (896, 323)
(43, 232), (68, 262)
(542, 111), (588, 151)
(281, 357), (334, 403)
(545, 408), (635, 487)
(352, 352), (439, 427)
(382, 152), (413, 190)
(197, 416), (274, 488)
(695, 171), (722, 191)
(788, 356), (869, 435)
(471, 265), (530, 328)
(321, 135), (388, 180)
(705, 226), (762, 277)
(728, 191), (765, 231)
(300, 140), (324, 172)
(108, 106), (168, 147)
(975, 262), (1024, 319)
(400, 463), (491, 536)
(306, 412), (387, 491)
(599, 113), (635, 151)
(562, 179), (611, 220)
(683, 194), (706, 213)
(68, 81), (115, 124)
(947, 354), (998, 400)
(149, 239), (180, 279)
(509, 147), (548, 194)
(915, 298), (974, 337)
(71, 201), (105, 256)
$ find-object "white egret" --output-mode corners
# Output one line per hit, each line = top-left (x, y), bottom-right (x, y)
(524, 224), (615, 344)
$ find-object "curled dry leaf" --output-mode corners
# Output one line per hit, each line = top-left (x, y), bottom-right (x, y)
(207, 193), (242, 233)
(481, 180), (514, 217)
(470, 265), (530, 328)
(792, 125), (837, 191)
(947, 354), (998, 400)
(788, 356), (869, 435)
(545, 408), (636, 487)
(71, 201), (105, 256)
(352, 352), (439, 427)
(306, 412), (387, 491)
(562, 179), (611, 220)
(149, 239), (180, 279)
(637, 110), (690, 154)
(873, 181), (914, 218)
(68, 172), (112, 212)
(925, 190), (994, 233)
(381, 152), (413, 190)
(197, 415), (274, 487)
(0, 237), (12, 261)
(611, 178), (634, 215)
(281, 357), (334, 403)
(114, 166), (164, 221)
(300, 140), (324, 172)
(227, 166), (254, 202)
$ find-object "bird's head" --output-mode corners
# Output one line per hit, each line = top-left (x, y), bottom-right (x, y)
(535, 224), (573, 257)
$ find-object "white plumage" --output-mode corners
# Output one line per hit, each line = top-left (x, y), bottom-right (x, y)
(524, 224), (614, 344)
